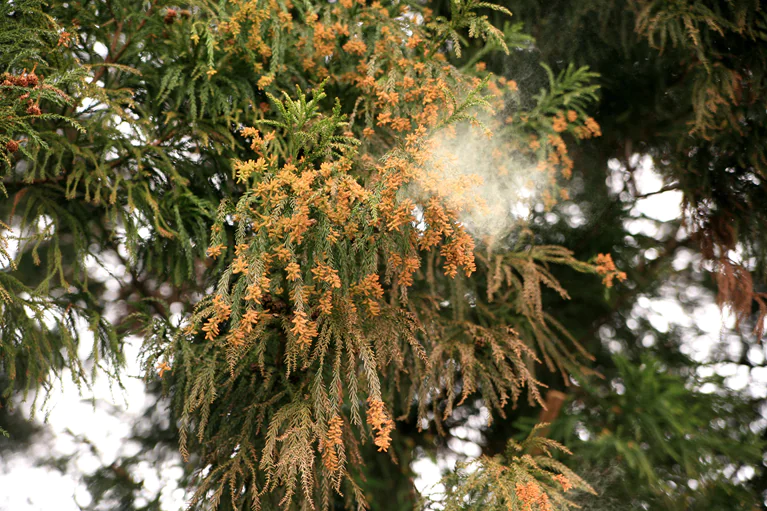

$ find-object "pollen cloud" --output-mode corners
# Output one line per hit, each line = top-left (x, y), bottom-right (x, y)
(414, 121), (546, 243)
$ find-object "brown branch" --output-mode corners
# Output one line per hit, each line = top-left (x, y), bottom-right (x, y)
(91, 2), (158, 84)
(2, 174), (66, 190)
(634, 183), (682, 200)
(538, 390), (567, 424)
(529, 390), (567, 454)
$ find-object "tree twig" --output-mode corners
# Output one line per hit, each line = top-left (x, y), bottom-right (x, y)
(634, 183), (681, 199)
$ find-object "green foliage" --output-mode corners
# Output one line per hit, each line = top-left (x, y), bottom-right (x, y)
(0, 0), (85, 180)
(496, 0), (767, 339)
(153, 71), (604, 509)
(427, 0), (513, 58)
(527, 355), (765, 508)
(531, 64), (600, 125)
(2, 0), (765, 510)
(429, 425), (596, 510)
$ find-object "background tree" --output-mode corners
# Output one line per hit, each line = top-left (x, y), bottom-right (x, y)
(1, 1), (765, 510)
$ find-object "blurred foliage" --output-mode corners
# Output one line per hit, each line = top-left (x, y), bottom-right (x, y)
(515, 355), (764, 509)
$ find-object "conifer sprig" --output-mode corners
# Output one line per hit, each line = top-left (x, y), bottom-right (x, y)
(1, 0), (615, 509)
(429, 424), (596, 511)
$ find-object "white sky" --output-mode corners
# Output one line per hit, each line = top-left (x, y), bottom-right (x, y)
(0, 337), (187, 511)
(1, 155), (765, 509)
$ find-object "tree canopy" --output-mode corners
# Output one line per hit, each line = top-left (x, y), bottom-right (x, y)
(1, 1), (765, 510)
